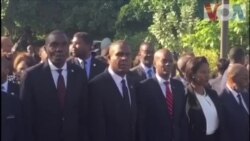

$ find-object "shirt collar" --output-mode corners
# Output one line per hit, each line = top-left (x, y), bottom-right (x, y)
(1, 80), (8, 93)
(140, 63), (153, 72)
(48, 59), (67, 71)
(77, 58), (84, 64)
(156, 73), (170, 84)
(226, 84), (239, 98)
(108, 67), (127, 83)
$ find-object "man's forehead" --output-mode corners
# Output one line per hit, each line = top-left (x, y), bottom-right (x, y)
(47, 34), (68, 42)
(72, 36), (80, 42)
(141, 44), (153, 49)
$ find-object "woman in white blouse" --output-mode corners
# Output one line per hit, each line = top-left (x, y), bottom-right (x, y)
(185, 56), (227, 141)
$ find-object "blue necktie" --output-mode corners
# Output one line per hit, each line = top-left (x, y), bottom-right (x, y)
(81, 61), (88, 78)
(121, 79), (130, 105)
(147, 69), (153, 78)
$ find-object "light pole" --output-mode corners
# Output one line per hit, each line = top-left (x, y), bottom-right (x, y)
(220, 0), (229, 58)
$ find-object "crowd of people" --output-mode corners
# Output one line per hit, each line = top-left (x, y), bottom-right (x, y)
(1, 30), (249, 141)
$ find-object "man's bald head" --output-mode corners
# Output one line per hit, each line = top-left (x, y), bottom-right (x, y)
(154, 48), (172, 62)
(154, 48), (173, 79)
(227, 64), (249, 90)
(1, 36), (13, 53)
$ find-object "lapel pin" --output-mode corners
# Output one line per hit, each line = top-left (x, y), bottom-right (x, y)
(71, 69), (74, 72)
(11, 92), (15, 96)
(93, 63), (96, 67)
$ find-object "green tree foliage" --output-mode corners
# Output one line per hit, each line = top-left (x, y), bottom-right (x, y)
(1, 0), (127, 40)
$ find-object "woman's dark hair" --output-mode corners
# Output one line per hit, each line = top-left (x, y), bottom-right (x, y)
(185, 56), (209, 83)
(217, 58), (229, 75)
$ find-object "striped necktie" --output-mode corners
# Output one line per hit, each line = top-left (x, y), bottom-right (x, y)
(165, 81), (174, 119)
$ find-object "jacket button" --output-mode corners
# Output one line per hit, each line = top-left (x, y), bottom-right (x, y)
(62, 117), (64, 121)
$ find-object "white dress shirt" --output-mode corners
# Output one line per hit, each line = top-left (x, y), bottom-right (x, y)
(108, 67), (131, 104)
(155, 74), (172, 98)
(195, 91), (219, 135)
(1, 80), (8, 93)
(77, 58), (85, 69)
(226, 84), (249, 114)
(48, 59), (67, 88)
(141, 63), (155, 78)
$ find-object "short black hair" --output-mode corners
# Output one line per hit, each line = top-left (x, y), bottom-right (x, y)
(45, 30), (68, 45)
(73, 32), (93, 46)
(228, 47), (245, 63)
(185, 56), (209, 83)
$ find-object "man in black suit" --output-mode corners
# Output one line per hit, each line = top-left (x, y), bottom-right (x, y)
(1, 54), (19, 97)
(136, 48), (188, 141)
(88, 40), (137, 141)
(68, 32), (107, 80)
(130, 42), (155, 82)
(220, 64), (249, 141)
(20, 30), (88, 141)
(1, 55), (21, 141)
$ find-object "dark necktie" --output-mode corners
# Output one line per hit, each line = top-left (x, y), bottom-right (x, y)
(57, 69), (66, 110)
(81, 61), (88, 78)
(121, 79), (130, 106)
(147, 69), (153, 78)
(165, 81), (174, 119)
(237, 93), (249, 115)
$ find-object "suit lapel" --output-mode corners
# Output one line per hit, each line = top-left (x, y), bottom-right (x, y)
(105, 70), (124, 99)
(127, 76), (136, 108)
(42, 61), (57, 92)
(42, 61), (61, 109)
(64, 62), (78, 110)
(225, 88), (241, 107)
(138, 65), (147, 79)
(152, 78), (169, 114)
(89, 58), (97, 79)
(241, 92), (249, 109)
(170, 79), (181, 117)
(7, 82), (15, 96)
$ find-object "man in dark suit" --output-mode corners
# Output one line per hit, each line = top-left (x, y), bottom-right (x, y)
(1, 54), (20, 97)
(1, 55), (21, 141)
(220, 64), (249, 141)
(20, 30), (88, 141)
(68, 32), (107, 80)
(88, 40), (137, 141)
(136, 48), (188, 141)
(130, 42), (155, 82)
(1, 91), (21, 141)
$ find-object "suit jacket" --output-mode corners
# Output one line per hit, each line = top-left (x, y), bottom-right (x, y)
(7, 80), (20, 98)
(136, 78), (188, 141)
(20, 61), (88, 141)
(67, 56), (107, 80)
(219, 87), (249, 141)
(1, 91), (21, 141)
(186, 85), (227, 141)
(88, 70), (137, 141)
